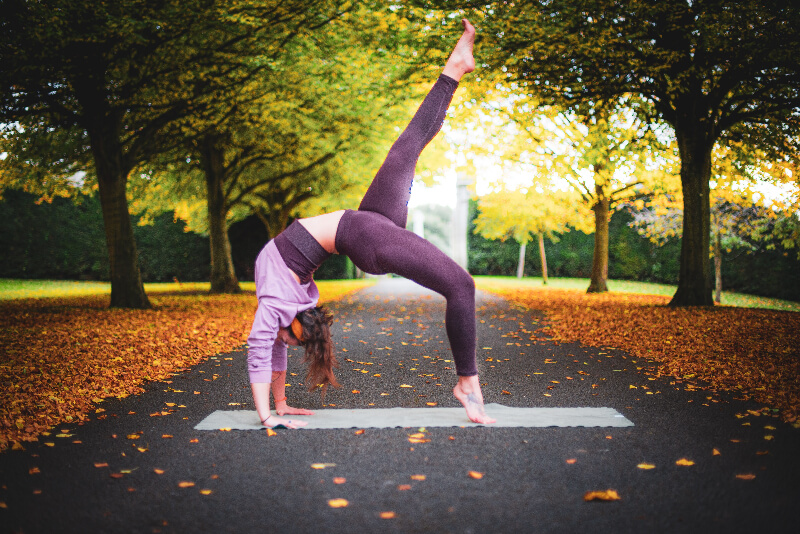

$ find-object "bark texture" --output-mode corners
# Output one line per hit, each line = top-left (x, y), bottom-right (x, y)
(670, 121), (714, 306)
(90, 127), (150, 309)
(201, 136), (240, 294)
(587, 192), (610, 293)
(538, 233), (548, 285)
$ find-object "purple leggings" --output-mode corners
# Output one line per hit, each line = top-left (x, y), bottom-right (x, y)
(335, 74), (477, 376)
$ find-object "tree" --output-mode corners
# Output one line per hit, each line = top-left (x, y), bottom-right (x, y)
(463, 0), (800, 305)
(475, 183), (587, 281)
(629, 143), (799, 302)
(504, 97), (675, 293)
(0, 0), (354, 307)
(129, 5), (424, 292)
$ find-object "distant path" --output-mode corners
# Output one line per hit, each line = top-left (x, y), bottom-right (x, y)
(0, 278), (797, 533)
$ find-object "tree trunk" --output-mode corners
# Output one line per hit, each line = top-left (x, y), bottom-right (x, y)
(670, 121), (714, 306)
(517, 241), (526, 279)
(714, 226), (722, 304)
(201, 136), (240, 294)
(90, 129), (150, 309)
(587, 191), (610, 293)
(538, 233), (548, 285)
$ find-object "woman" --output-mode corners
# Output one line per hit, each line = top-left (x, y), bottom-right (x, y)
(248, 19), (495, 428)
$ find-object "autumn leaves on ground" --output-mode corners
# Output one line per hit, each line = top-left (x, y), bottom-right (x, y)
(0, 281), (371, 451)
(477, 280), (800, 425)
(2, 279), (798, 451)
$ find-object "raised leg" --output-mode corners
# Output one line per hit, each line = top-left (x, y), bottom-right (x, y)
(357, 19), (476, 228)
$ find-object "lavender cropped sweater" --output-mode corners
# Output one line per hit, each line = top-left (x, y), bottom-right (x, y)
(246, 240), (319, 383)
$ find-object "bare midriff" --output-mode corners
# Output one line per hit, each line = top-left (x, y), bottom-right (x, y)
(296, 210), (345, 255)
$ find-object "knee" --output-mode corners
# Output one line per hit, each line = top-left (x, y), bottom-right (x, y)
(449, 268), (475, 301)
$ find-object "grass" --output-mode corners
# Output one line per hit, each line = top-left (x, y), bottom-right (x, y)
(1, 277), (797, 312)
(475, 276), (800, 312)
(0, 279), (270, 300)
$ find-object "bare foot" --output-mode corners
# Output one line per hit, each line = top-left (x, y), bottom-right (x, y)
(443, 18), (476, 81)
(453, 375), (496, 424)
(275, 402), (315, 417)
(263, 414), (308, 429)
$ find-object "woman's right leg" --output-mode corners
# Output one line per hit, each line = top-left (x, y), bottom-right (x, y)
(356, 74), (458, 229)
(357, 19), (475, 229)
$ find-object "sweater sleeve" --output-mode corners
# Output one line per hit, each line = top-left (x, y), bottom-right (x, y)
(247, 299), (282, 383)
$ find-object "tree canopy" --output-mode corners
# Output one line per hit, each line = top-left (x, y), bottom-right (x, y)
(1, 0), (360, 307)
(426, 0), (800, 305)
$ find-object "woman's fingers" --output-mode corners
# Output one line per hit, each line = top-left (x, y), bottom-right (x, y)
(267, 416), (309, 429)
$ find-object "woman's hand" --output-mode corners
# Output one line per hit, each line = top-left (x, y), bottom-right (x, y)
(262, 414), (308, 429)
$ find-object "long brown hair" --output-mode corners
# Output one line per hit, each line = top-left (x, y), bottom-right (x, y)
(294, 306), (339, 395)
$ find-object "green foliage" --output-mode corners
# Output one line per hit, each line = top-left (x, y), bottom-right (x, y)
(0, 190), (107, 279)
(0, 190), (209, 283)
(459, 0), (800, 305)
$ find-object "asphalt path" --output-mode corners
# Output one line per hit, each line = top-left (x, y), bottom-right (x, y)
(1, 278), (797, 533)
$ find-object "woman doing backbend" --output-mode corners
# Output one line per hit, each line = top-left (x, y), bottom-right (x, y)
(247, 19), (495, 428)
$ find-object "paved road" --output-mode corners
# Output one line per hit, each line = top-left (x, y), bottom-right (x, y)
(1, 278), (797, 533)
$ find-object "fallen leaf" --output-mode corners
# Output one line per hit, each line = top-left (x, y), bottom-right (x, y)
(476, 283), (800, 432)
(328, 498), (348, 508)
(675, 458), (695, 466)
(468, 471), (484, 479)
(311, 463), (337, 469)
(584, 489), (621, 501)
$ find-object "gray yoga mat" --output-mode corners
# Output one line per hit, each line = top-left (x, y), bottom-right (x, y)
(194, 404), (634, 430)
